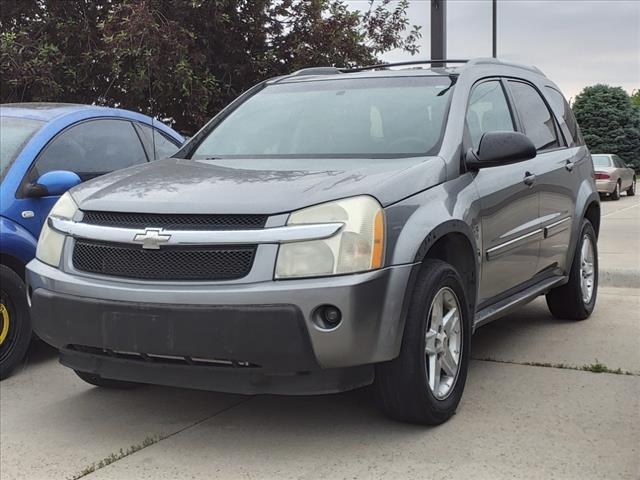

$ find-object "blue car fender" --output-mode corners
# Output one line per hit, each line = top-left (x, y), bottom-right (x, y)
(0, 215), (39, 273)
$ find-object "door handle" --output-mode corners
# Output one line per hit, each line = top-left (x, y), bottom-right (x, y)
(524, 172), (536, 186)
(565, 160), (575, 172)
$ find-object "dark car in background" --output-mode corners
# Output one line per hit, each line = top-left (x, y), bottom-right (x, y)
(0, 103), (184, 378)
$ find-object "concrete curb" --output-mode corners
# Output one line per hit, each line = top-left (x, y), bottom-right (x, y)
(599, 268), (640, 289)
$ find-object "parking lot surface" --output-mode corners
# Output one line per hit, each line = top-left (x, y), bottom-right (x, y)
(1, 195), (639, 480)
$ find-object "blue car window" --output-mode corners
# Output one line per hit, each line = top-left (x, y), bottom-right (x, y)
(135, 123), (181, 160)
(0, 116), (45, 179)
(34, 119), (147, 181)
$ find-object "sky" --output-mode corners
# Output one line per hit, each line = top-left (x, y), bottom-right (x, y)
(346, 0), (639, 101)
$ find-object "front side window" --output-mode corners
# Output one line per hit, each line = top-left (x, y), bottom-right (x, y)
(34, 119), (147, 181)
(191, 76), (456, 159)
(508, 81), (560, 151)
(466, 80), (515, 150)
(0, 116), (44, 179)
(592, 155), (612, 167)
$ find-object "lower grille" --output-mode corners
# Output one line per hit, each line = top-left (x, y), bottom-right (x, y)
(68, 345), (259, 368)
(72, 240), (255, 281)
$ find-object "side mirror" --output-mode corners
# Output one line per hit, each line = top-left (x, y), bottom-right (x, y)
(26, 170), (81, 198)
(466, 131), (537, 170)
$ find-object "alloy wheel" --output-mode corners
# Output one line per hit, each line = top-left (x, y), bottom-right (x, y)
(580, 234), (595, 303)
(424, 287), (463, 399)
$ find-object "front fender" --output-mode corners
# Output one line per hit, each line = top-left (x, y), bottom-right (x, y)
(0, 215), (38, 266)
(384, 172), (481, 266)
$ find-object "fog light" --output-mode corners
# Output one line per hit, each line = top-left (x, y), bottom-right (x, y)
(313, 305), (342, 330)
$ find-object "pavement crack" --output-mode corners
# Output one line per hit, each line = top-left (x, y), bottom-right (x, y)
(69, 395), (255, 479)
(474, 357), (638, 376)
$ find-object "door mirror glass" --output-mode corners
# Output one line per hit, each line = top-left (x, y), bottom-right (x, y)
(466, 131), (537, 169)
(26, 170), (81, 197)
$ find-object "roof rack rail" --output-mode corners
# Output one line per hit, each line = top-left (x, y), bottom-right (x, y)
(344, 59), (469, 72)
(467, 58), (545, 76)
(290, 67), (344, 77)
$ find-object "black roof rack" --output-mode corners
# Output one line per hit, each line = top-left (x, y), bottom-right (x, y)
(344, 59), (469, 72)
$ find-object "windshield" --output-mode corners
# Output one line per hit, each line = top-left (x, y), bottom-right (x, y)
(592, 155), (612, 167)
(1, 116), (44, 178)
(191, 76), (455, 159)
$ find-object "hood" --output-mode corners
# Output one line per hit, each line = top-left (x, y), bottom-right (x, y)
(70, 157), (446, 214)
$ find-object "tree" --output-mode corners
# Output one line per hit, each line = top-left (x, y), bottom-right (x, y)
(0, 0), (421, 134)
(632, 90), (640, 108)
(572, 84), (640, 171)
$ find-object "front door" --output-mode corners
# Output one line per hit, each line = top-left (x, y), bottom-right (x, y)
(466, 79), (541, 305)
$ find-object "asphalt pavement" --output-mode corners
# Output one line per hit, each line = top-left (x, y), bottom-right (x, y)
(1, 194), (638, 480)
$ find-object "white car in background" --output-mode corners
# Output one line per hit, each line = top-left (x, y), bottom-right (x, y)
(592, 154), (636, 200)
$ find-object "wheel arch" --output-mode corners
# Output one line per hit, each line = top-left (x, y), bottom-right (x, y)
(412, 223), (479, 313)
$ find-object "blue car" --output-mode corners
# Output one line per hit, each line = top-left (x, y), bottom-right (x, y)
(0, 103), (184, 378)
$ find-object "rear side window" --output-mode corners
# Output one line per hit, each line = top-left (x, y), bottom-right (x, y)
(466, 80), (515, 150)
(545, 87), (580, 147)
(135, 123), (181, 160)
(34, 119), (147, 181)
(613, 155), (626, 168)
(508, 81), (560, 151)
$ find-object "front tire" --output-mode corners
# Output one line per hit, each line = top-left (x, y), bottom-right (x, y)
(627, 178), (636, 196)
(75, 370), (141, 389)
(0, 265), (32, 380)
(546, 219), (598, 320)
(375, 259), (472, 425)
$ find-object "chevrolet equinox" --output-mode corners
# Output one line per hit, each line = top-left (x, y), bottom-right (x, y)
(27, 58), (600, 425)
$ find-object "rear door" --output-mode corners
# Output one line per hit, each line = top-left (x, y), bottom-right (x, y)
(613, 155), (633, 190)
(508, 82), (578, 276)
(467, 79), (542, 304)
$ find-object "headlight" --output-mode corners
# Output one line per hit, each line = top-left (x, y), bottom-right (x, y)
(36, 192), (79, 267)
(275, 196), (384, 279)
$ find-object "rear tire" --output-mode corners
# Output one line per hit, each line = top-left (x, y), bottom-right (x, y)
(374, 259), (472, 425)
(610, 181), (621, 200)
(546, 219), (598, 320)
(75, 370), (141, 389)
(627, 178), (636, 196)
(0, 265), (32, 380)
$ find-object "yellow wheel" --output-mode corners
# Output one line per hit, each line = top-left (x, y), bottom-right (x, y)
(0, 303), (9, 346)
(1, 265), (32, 380)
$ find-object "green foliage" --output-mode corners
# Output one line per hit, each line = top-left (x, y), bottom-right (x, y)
(631, 90), (640, 108)
(0, 0), (421, 134)
(572, 84), (640, 171)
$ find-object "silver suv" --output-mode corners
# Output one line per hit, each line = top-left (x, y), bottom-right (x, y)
(27, 58), (600, 425)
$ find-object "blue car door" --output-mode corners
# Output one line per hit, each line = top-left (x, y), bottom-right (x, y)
(13, 118), (150, 238)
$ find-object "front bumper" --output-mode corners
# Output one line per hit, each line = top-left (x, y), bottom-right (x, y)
(27, 259), (414, 394)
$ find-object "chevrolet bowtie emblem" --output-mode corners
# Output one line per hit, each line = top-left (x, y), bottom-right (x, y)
(133, 228), (171, 249)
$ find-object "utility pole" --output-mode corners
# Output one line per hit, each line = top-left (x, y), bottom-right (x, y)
(492, 0), (497, 58)
(431, 0), (447, 67)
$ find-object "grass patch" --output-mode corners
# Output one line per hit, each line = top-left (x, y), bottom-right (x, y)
(475, 357), (636, 376)
(70, 435), (162, 479)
